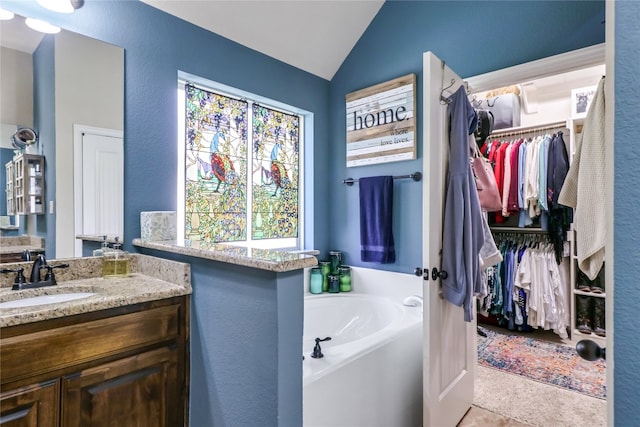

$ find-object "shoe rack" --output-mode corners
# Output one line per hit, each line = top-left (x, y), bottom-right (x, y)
(569, 235), (606, 344)
(568, 117), (606, 344)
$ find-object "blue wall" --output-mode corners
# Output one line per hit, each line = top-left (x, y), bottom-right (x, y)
(613, 1), (640, 425)
(333, 1), (640, 425)
(136, 249), (304, 426)
(5, 1), (324, 425)
(6, 0), (639, 424)
(5, 0), (331, 257)
(329, 0), (606, 274)
(32, 34), (55, 251)
(1, 148), (12, 215)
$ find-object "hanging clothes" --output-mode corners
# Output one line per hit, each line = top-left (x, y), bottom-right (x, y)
(441, 85), (484, 322)
(547, 131), (573, 263)
(479, 235), (570, 338)
(482, 125), (573, 267)
(559, 77), (606, 280)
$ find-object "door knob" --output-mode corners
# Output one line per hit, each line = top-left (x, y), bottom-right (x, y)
(431, 267), (448, 281)
(576, 339), (606, 361)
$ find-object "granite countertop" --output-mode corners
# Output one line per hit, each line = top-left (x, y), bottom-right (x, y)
(0, 254), (191, 328)
(76, 234), (122, 244)
(0, 235), (45, 255)
(133, 238), (318, 272)
(0, 245), (45, 255)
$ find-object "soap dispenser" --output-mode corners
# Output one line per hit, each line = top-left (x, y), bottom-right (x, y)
(102, 237), (130, 278)
(93, 235), (109, 257)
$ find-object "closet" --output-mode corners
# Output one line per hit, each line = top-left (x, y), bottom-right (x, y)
(470, 60), (606, 345)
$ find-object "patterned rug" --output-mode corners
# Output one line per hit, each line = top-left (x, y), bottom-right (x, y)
(477, 329), (607, 399)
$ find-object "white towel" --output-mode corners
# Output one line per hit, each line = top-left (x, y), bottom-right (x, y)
(558, 78), (606, 280)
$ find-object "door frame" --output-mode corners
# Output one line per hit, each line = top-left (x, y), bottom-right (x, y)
(461, 41), (613, 424)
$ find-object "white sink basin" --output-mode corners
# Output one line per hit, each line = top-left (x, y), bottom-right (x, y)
(0, 292), (96, 309)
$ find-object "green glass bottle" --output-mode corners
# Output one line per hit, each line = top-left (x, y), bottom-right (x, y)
(329, 250), (342, 275)
(319, 261), (331, 292)
(328, 274), (340, 293)
(339, 265), (352, 292)
(309, 267), (323, 294)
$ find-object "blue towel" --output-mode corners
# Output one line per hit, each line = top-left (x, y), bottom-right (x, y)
(359, 176), (395, 263)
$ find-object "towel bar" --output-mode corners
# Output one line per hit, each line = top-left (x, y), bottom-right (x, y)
(343, 172), (422, 186)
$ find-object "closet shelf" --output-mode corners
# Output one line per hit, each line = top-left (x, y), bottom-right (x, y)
(490, 226), (547, 233)
(488, 120), (569, 139)
(573, 290), (606, 298)
(573, 330), (606, 343)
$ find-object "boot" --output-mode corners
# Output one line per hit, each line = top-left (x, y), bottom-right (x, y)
(576, 270), (591, 292)
(576, 295), (594, 334)
(590, 266), (605, 294)
(592, 297), (606, 337)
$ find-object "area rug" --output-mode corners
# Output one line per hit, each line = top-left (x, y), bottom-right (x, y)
(477, 329), (607, 399)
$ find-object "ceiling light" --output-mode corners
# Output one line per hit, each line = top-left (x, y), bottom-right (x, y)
(25, 17), (61, 34)
(36, 0), (85, 14)
(0, 9), (15, 20)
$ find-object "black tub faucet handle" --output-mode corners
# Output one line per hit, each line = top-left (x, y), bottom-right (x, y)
(311, 337), (332, 359)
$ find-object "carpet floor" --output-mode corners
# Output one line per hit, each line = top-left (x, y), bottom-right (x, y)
(474, 365), (607, 427)
(477, 328), (607, 400)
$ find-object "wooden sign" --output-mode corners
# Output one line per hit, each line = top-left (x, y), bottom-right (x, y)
(346, 74), (416, 167)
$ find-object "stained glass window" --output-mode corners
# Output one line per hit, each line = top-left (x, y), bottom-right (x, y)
(251, 105), (299, 240)
(183, 84), (300, 246)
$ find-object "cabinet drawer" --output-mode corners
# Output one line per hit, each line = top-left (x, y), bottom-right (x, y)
(1, 304), (180, 384)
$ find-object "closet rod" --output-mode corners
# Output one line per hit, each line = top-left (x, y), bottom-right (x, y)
(343, 172), (422, 186)
(489, 120), (568, 139)
(490, 226), (547, 234)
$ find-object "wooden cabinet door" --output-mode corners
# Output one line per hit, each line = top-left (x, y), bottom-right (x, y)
(0, 380), (59, 427)
(61, 346), (179, 427)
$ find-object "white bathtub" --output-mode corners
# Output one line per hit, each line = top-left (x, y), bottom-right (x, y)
(303, 267), (423, 427)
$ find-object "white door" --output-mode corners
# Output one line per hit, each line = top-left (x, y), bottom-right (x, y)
(422, 51), (476, 426)
(73, 125), (124, 256)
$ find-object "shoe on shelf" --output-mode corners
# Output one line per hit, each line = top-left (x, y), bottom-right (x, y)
(576, 295), (594, 334)
(593, 297), (606, 337)
(590, 266), (606, 294)
(576, 270), (591, 292)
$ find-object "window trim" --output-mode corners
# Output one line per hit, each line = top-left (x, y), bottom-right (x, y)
(177, 72), (307, 250)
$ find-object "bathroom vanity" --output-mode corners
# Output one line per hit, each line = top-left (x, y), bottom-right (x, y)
(0, 254), (191, 426)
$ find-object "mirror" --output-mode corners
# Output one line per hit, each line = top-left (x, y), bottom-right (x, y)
(0, 13), (124, 263)
(11, 127), (38, 151)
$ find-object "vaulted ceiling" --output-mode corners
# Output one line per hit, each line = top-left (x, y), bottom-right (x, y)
(140, 0), (385, 80)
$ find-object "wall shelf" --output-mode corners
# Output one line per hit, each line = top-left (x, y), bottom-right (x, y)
(9, 154), (46, 215)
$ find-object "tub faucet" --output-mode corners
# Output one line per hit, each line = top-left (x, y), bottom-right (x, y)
(311, 337), (332, 359)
